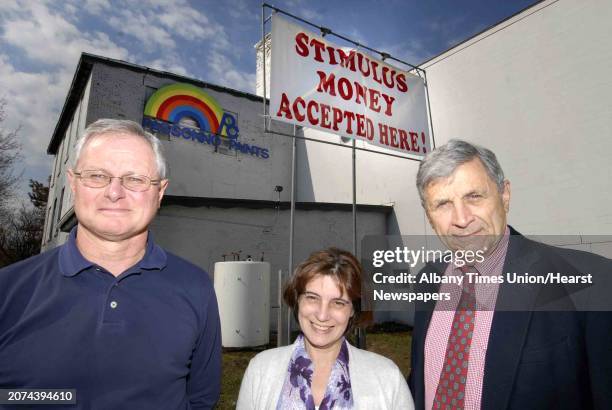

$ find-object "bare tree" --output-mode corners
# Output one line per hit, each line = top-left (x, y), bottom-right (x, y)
(0, 100), (47, 267)
(0, 179), (49, 266)
(0, 98), (22, 221)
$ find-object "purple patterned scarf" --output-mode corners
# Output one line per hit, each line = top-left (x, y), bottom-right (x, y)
(276, 334), (353, 410)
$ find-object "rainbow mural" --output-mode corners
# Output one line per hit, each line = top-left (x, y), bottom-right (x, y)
(144, 83), (224, 134)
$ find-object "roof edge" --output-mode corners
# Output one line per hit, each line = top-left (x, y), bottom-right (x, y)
(47, 52), (268, 155)
(162, 195), (393, 213)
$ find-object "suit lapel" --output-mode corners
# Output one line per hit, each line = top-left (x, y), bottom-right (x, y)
(481, 231), (542, 410)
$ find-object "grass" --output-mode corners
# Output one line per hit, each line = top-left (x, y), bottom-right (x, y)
(365, 330), (412, 377)
(218, 349), (259, 408)
(216, 326), (411, 409)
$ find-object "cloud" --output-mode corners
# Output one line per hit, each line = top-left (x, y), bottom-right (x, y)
(207, 51), (255, 93)
(297, 7), (323, 22)
(0, 0), (130, 196)
(281, 0), (323, 22)
(82, 0), (111, 15)
(156, 5), (217, 41)
(107, 10), (177, 51)
(97, 0), (230, 51)
(344, 28), (368, 47)
(424, 14), (469, 42)
(0, 0), (19, 12)
(0, 54), (66, 183)
(375, 39), (428, 67)
(145, 57), (189, 77)
(0, 0), (257, 201)
(446, 22), (488, 48)
(226, 0), (259, 21)
(1, 2), (129, 68)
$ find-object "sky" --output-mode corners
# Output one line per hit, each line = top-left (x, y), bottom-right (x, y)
(0, 0), (537, 201)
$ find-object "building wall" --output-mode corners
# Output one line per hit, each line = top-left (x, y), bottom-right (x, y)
(42, 0), (612, 329)
(260, 0), (612, 323)
(295, 128), (426, 235)
(41, 58), (391, 328)
(87, 63), (295, 202)
(42, 62), (297, 253)
(151, 204), (388, 329)
(421, 0), (612, 239)
(43, 73), (92, 250)
(255, 38), (426, 235)
(283, 0), (612, 253)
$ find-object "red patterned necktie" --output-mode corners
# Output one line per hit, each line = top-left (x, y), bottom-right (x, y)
(432, 266), (477, 410)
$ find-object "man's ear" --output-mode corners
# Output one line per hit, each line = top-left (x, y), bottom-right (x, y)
(502, 180), (511, 213)
(157, 179), (169, 207)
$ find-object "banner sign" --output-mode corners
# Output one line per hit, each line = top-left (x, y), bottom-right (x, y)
(270, 15), (431, 157)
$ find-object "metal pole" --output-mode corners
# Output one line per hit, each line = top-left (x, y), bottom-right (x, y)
(423, 70), (436, 151)
(262, 129), (422, 161)
(261, 2), (426, 349)
(286, 124), (298, 345)
(352, 138), (367, 349)
(261, 4), (267, 131)
(277, 268), (283, 346)
(352, 139), (357, 255)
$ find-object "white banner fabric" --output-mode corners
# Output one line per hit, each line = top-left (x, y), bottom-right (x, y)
(269, 15), (431, 157)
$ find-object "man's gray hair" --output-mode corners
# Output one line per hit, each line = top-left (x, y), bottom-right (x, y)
(73, 119), (167, 179)
(416, 139), (505, 203)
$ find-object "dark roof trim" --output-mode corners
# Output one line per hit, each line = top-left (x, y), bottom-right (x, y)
(47, 56), (93, 155)
(81, 53), (265, 102)
(59, 196), (391, 233)
(162, 196), (393, 213)
(48, 52), (267, 155)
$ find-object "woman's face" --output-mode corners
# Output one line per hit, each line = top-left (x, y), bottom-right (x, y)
(298, 274), (354, 352)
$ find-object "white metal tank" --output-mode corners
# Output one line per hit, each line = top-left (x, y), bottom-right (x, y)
(213, 261), (270, 348)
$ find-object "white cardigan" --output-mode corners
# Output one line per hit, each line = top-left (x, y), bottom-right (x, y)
(236, 339), (414, 409)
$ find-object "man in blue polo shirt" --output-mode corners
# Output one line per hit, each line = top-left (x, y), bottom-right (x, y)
(0, 119), (221, 409)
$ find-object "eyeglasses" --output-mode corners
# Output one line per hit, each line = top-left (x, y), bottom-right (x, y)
(73, 170), (163, 192)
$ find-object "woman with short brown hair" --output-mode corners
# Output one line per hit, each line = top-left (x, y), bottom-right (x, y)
(237, 248), (413, 409)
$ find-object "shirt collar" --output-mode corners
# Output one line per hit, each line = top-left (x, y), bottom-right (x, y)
(139, 230), (167, 270)
(59, 226), (167, 277)
(458, 225), (510, 276)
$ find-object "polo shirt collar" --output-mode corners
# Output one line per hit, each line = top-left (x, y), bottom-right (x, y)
(59, 226), (167, 277)
(139, 231), (167, 270)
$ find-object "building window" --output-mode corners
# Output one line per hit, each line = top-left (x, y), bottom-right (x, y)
(56, 141), (63, 178)
(50, 155), (59, 187)
(64, 121), (72, 164)
(74, 96), (84, 149)
(57, 188), (65, 226)
(49, 199), (57, 241)
(43, 206), (51, 244)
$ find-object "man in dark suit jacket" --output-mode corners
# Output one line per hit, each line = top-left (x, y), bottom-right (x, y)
(408, 139), (612, 409)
